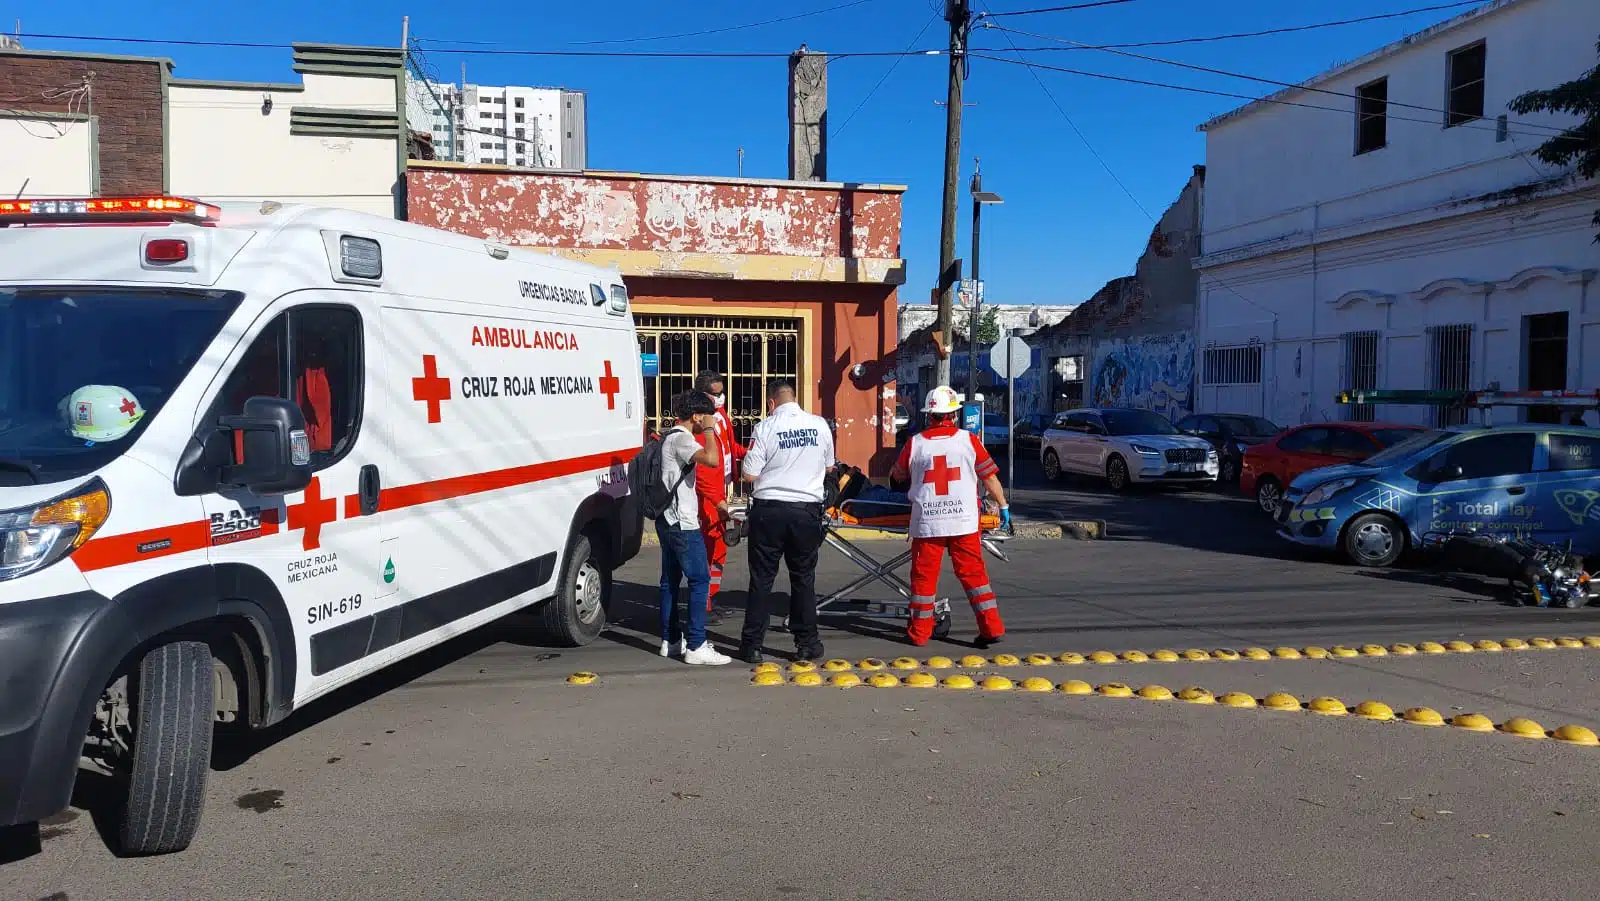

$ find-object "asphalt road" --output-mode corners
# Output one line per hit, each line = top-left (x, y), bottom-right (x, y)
(5, 467), (1599, 900)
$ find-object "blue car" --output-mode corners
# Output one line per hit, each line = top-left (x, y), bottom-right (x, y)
(1275, 424), (1600, 567)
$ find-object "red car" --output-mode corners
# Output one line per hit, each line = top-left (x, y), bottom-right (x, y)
(1241, 421), (1425, 514)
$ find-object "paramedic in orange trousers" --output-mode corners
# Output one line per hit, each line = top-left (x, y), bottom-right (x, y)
(694, 370), (746, 615)
(891, 385), (1011, 648)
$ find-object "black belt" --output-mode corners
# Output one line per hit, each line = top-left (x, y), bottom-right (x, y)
(751, 497), (823, 508)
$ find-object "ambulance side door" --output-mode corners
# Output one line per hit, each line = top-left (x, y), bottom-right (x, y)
(199, 296), (394, 705)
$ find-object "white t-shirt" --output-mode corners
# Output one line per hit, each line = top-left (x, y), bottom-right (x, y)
(743, 402), (835, 503)
(659, 426), (702, 529)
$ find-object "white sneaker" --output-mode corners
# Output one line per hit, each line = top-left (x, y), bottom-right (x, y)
(659, 638), (687, 658)
(683, 642), (732, 666)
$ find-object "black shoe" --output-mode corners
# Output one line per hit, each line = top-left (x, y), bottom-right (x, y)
(795, 643), (825, 662)
(737, 646), (764, 665)
(974, 634), (1003, 650)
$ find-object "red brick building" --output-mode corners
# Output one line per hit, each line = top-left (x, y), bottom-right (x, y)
(407, 162), (906, 476)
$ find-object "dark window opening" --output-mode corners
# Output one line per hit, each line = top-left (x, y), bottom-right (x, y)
(1428, 323), (1473, 426)
(1526, 312), (1568, 424)
(1446, 42), (1487, 127)
(1356, 77), (1388, 155)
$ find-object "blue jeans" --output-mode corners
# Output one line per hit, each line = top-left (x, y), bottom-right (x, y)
(657, 519), (710, 649)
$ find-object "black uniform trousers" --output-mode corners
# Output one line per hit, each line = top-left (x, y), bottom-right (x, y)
(740, 498), (825, 653)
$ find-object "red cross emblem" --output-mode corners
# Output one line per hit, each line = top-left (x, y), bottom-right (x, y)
(923, 455), (962, 496)
(412, 354), (452, 424)
(119, 397), (137, 416)
(598, 360), (621, 411)
(285, 477), (338, 551)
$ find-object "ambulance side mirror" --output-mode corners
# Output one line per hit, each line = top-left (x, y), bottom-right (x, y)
(219, 396), (314, 495)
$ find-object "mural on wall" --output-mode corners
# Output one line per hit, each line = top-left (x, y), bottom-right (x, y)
(1089, 332), (1195, 420)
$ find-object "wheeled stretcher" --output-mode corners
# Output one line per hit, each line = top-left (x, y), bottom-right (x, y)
(731, 497), (1011, 639)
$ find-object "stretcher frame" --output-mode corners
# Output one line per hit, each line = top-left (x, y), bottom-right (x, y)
(731, 504), (1011, 639)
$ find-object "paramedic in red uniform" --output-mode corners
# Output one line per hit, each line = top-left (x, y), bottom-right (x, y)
(694, 370), (746, 614)
(891, 385), (1012, 648)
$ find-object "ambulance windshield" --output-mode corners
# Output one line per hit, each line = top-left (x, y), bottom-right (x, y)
(0, 287), (241, 486)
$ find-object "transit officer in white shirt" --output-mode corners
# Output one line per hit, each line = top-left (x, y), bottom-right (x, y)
(737, 381), (835, 665)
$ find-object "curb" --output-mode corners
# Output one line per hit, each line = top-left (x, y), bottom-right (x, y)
(640, 519), (1106, 546)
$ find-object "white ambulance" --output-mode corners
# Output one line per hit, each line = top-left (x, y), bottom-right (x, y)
(0, 196), (645, 854)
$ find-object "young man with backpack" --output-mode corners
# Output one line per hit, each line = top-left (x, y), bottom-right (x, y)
(646, 391), (732, 665)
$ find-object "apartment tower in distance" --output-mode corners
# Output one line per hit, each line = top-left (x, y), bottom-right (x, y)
(406, 75), (587, 169)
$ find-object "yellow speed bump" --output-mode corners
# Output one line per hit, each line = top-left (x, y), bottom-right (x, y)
(1307, 696), (1348, 716)
(1551, 724), (1600, 746)
(1556, 637), (1584, 649)
(1026, 654), (1055, 666)
(1137, 684), (1175, 701)
(959, 655), (988, 668)
(789, 661), (818, 673)
(566, 672), (598, 685)
(823, 659), (853, 672)
(1152, 649), (1180, 662)
(1502, 638), (1530, 650)
(1059, 679), (1094, 695)
(1451, 713), (1495, 732)
(1359, 644), (1388, 657)
(830, 673), (863, 688)
(792, 672), (825, 687)
(1499, 717), (1546, 739)
(1273, 647), (1302, 660)
(1182, 649), (1211, 661)
(1390, 643), (1418, 656)
(858, 658), (887, 671)
(751, 671), (786, 686)
(1058, 652), (1087, 665)
(1212, 649), (1241, 661)
(891, 657), (922, 670)
(992, 653), (1022, 667)
(1261, 692), (1301, 711)
(927, 656), (955, 669)
(1097, 682), (1133, 698)
(1474, 639), (1503, 652)
(942, 674), (977, 690)
(1121, 650), (1150, 663)
(980, 675), (1015, 691)
(1020, 677), (1055, 692)
(1403, 707), (1445, 726)
(1418, 641), (1448, 655)
(1445, 640), (1475, 653)
(1218, 692), (1258, 708)
(1583, 636), (1600, 648)
(1242, 647), (1272, 661)
(1529, 637), (1557, 649)
(867, 672), (901, 688)
(1353, 701), (1395, 721)
(1331, 646), (1360, 658)
(904, 672), (939, 688)
(1177, 686), (1215, 704)
(753, 662), (782, 674)
(1088, 651), (1119, 665)
(1302, 646), (1330, 659)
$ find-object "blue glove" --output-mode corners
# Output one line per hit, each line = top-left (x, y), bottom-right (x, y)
(999, 506), (1012, 531)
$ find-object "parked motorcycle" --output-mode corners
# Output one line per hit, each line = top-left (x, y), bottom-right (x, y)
(1422, 529), (1594, 608)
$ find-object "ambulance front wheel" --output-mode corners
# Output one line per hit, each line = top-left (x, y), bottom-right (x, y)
(932, 613), (952, 641)
(542, 533), (610, 646)
(120, 640), (215, 855)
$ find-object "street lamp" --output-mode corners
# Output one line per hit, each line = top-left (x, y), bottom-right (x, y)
(967, 159), (1004, 400)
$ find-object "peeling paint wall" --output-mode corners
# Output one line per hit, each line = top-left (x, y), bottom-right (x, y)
(406, 165), (902, 259)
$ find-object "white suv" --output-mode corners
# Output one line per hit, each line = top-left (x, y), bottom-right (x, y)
(1040, 407), (1219, 491)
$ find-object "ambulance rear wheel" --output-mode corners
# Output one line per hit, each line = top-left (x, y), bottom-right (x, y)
(932, 613), (952, 641)
(119, 640), (215, 856)
(542, 533), (610, 646)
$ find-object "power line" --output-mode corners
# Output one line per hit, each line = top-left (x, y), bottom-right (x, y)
(984, 22), (1571, 136)
(972, 52), (1567, 141)
(569, 0), (878, 46)
(981, 0), (1136, 18)
(834, 11), (941, 138)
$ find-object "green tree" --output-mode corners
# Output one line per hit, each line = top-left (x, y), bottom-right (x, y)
(1509, 36), (1600, 241)
(975, 307), (1001, 345)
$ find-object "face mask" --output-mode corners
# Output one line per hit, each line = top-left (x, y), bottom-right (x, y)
(713, 394), (725, 409)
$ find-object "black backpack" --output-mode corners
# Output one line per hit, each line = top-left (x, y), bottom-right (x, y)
(632, 429), (694, 519)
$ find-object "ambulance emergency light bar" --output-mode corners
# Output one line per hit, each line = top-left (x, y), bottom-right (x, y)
(0, 196), (222, 225)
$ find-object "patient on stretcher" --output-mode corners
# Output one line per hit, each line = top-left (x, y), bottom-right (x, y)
(824, 463), (1001, 530)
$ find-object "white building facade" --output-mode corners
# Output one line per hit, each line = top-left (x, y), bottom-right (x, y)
(406, 76), (586, 169)
(1195, 0), (1600, 428)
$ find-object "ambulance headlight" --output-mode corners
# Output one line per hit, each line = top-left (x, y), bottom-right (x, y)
(0, 481), (111, 581)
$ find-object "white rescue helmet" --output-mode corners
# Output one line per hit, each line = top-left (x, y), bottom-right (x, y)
(923, 385), (962, 415)
(63, 385), (145, 443)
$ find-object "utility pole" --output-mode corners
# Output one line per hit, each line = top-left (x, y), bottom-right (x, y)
(934, 0), (970, 388)
(968, 160), (1004, 402)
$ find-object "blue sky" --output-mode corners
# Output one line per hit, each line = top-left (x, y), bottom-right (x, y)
(10, 0), (1486, 305)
